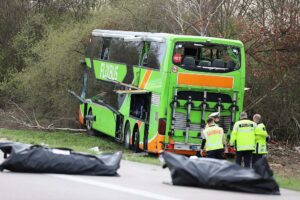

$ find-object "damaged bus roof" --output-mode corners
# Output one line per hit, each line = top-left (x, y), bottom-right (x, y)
(91, 29), (243, 46)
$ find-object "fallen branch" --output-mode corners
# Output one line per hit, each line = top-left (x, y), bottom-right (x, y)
(8, 117), (86, 132)
(1, 102), (86, 133)
(9, 101), (33, 124)
(50, 127), (86, 132)
(33, 110), (42, 129)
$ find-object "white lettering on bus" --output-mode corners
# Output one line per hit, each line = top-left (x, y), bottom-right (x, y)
(100, 62), (118, 81)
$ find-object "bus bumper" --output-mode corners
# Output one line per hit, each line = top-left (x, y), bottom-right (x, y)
(164, 143), (201, 156)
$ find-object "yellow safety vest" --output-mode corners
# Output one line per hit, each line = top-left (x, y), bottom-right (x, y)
(254, 123), (268, 154)
(203, 125), (224, 151)
(230, 119), (256, 151)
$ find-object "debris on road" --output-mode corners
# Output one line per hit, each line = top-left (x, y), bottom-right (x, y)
(89, 146), (101, 153)
(0, 137), (8, 141)
(0, 142), (122, 176)
(163, 152), (280, 195)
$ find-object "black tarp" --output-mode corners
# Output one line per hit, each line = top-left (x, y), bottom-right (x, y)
(162, 152), (280, 195)
(0, 142), (122, 176)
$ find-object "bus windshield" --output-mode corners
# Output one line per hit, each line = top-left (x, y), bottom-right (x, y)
(173, 42), (241, 73)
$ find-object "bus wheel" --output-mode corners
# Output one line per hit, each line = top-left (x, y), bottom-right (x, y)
(86, 110), (96, 136)
(133, 128), (141, 153)
(124, 123), (131, 149)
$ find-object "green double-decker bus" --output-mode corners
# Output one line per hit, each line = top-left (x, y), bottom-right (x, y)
(77, 29), (245, 155)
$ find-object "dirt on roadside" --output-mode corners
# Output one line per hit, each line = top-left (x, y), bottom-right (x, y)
(268, 142), (300, 178)
(0, 137), (8, 141)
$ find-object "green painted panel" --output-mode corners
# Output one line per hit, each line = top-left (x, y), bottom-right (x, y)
(148, 102), (159, 141)
(90, 103), (116, 137)
(85, 58), (92, 68)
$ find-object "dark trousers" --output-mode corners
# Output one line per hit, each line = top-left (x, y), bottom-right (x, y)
(207, 149), (224, 159)
(236, 150), (252, 168)
(252, 154), (263, 165)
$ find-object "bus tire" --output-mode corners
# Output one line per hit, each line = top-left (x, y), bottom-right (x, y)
(133, 127), (141, 153)
(124, 123), (131, 149)
(86, 109), (96, 136)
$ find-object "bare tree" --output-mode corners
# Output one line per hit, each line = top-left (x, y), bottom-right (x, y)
(163, 0), (226, 36)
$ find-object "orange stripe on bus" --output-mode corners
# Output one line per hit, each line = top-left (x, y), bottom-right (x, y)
(139, 144), (144, 150)
(178, 73), (234, 89)
(139, 70), (152, 89)
(137, 121), (142, 128)
(78, 109), (84, 125)
(147, 134), (165, 153)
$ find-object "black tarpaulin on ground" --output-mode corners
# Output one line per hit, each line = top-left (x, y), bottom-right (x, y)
(163, 152), (280, 195)
(0, 142), (122, 176)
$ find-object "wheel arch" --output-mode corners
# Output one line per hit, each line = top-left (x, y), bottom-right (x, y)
(133, 123), (139, 134)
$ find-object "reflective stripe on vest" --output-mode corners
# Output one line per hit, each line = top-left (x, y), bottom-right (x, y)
(238, 129), (255, 133)
(206, 142), (223, 147)
(238, 145), (255, 150)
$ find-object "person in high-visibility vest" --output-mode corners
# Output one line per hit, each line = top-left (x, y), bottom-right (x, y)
(201, 117), (226, 159)
(252, 114), (269, 165)
(230, 112), (256, 167)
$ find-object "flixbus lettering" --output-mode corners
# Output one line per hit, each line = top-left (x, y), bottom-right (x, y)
(99, 62), (118, 81)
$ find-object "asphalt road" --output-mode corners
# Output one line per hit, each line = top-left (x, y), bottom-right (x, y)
(0, 152), (300, 200)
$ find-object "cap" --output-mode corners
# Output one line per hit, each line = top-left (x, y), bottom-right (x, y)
(240, 111), (248, 119)
(209, 112), (220, 118)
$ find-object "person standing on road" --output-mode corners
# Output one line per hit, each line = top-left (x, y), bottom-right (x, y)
(252, 114), (269, 165)
(201, 117), (226, 159)
(230, 112), (256, 167)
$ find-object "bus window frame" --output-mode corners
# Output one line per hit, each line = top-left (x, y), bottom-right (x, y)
(172, 41), (242, 73)
(88, 36), (167, 72)
(87, 36), (104, 59)
(140, 41), (166, 71)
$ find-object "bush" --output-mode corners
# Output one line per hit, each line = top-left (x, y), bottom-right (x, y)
(1, 16), (104, 127)
(1, 9), (133, 127)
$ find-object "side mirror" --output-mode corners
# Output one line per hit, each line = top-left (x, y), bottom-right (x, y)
(173, 54), (182, 65)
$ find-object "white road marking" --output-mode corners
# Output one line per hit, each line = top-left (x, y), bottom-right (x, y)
(50, 174), (181, 200)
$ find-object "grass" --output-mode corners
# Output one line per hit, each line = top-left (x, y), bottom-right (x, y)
(0, 128), (160, 165)
(274, 175), (300, 192)
(1, 128), (300, 191)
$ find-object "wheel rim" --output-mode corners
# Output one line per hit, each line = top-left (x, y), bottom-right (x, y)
(87, 120), (92, 130)
(87, 111), (93, 130)
(125, 127), (130, 148)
